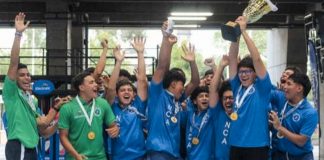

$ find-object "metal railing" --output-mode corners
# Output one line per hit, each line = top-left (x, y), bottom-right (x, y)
(0, 47), (159, 78)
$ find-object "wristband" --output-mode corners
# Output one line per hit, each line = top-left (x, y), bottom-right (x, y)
(15, 31), (22, 37)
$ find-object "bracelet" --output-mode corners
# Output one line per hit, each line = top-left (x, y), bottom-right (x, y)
(15, 31), (22, 37)
(52, 107), (60, 112)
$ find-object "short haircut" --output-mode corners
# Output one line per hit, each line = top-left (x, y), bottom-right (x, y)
(116, 79), (136, 93)
(285, 66), (302, 74)
(162, 68), (186, 89)
(18, 63), (27, 70)
(204, 69), (214, 77)
(190, 86), (209, 102)
(170, 67), (186, 78)
(288, 73), (311, 98)
(83, 67), (95, 74)
(218, 80), (232, 100)
(237, 56), (255, 71)
(72, 72), (92, 93)
(119, 69), (132, 80)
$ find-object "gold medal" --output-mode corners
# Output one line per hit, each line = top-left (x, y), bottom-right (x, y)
(230, 112), (238, 121)
(277, 132), (284, 139)
(192, 137), (200, 145)
(171, 116), (178, 123)
(88, 131), (96, 140)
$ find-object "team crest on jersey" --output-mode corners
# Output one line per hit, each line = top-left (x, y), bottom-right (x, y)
(95, 107), (101, 116)
(248, 86), (256, 95)
(292, 113), (300, 122)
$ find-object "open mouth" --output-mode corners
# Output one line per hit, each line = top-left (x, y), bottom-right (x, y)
(201, 101), (208, 105)
(280, 79), (286, 84)
(123, 95), (130, 100)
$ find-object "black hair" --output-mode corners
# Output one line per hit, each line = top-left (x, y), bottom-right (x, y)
(190, 86), (209, 102)
(170, 68), (186, 78)
(119, 69), (132, 81)
(83, 67), (95, 74)
(116, 79), (137, 93)
(218, 80), (232, 100)
(18, 63), (27, 70)
(204, 69), (214, 77)
(72, 72), (92, 93)
(285, 66), (302, 74)
(237, 56), (255, 71)
(162, 68), (186, 89)
(288, 73), (311, 98)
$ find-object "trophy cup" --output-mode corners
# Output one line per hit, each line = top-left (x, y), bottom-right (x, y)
(221, 0), (278, 42)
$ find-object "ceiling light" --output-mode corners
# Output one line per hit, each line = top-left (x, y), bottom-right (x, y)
(168, 16), (207, 21)
(170, 12), (213, 16)
(174, 24), (200, 28)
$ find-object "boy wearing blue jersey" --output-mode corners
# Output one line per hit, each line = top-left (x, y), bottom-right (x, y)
(146, 21), (199, 160)
(185, 55), (228, 160)
(269, 73), (318, 160)
(105, 37), (147, 160)
(214, 80), (234, 160)
(227, 16), (272, 160)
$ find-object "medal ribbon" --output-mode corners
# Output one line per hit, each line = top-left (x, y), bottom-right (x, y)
(166, 90), (181, 117)
(20, 91), (36, 111)
(279, 99), (304, 124)
(234, 84), (254, 112)
(124, 105), (147, 121)
(76, 96), (96, 126)
(190, 111), (209, 138)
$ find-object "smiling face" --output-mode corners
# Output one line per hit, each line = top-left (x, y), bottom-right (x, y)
(193, 92), (209, 112)
(204, 74), (213, 86)
(117, 84), (136, 107)
(280, 69), (294, 89)
(238, 67), (256, 87)
(283, 78), (303, 101)
(17, 68), (32, 92)
(79, 75), (98, 100)
(221, 90), (234, 115)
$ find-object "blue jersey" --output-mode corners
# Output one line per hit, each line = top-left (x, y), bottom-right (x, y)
(272, 97), (318, 156)
(185, 101), (218, 160)
(146, 80), (185, 158)
(270, 88), (286, 112)
(111, 96), (146, 160)
(214, 105), (231, 160)
(229, 73), (272, 147)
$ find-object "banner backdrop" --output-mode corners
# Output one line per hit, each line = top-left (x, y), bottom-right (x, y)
(307, 40), (320, 110)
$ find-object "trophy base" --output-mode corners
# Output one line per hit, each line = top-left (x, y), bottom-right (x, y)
(221, 22), (241, 42)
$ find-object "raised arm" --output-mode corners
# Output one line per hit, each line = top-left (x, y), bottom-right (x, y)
(105, 45), (125, 105)
(181, 43), (199, 97)
(208, 56), (229, 107)
(152, 21), (178, 83)
(7, 12), (30, 80)
(228, 41), (239, 79)
(131, 37), (147, 101)
(93, 39), (109, 81)
(236, 16), (267, 78)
